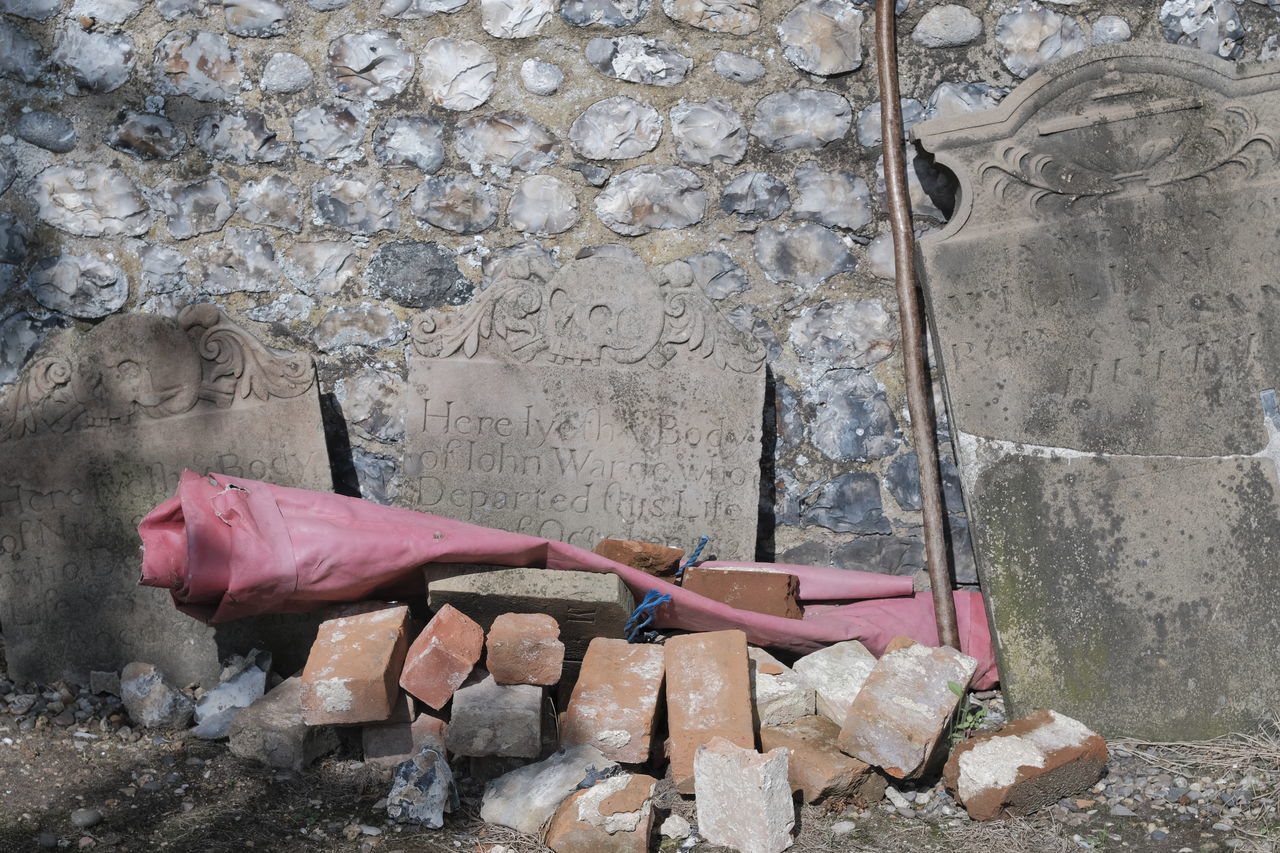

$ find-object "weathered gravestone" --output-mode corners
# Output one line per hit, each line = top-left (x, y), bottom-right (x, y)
(915, 44), (1280, 739)
(402, 248), (767, 559)
(0, 305), (332, 686)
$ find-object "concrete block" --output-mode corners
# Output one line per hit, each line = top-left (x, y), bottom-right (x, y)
(761, 715), (886, 807)
(400, 604), (485, 709)
(592, 538), (682, 576)
(446, 674), (543, 758)
(749, 646), (814, 727)
(487, 613), (565, 686)
(695, 737), (794, 853)
(480, 744), (619, 835)
(664, 630), (753, 794)
(792, 640), (876, 724)
(561, 638), (664, 764)
(301, 605), (412, 725)
(682, 566), (803, 619)
(545, 772), (657, 853)
(228, 676), (339, 772)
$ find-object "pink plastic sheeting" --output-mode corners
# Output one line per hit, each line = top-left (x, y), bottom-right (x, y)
(139, 470), (998, 689)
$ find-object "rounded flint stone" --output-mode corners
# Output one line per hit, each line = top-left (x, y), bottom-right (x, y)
(996, 0), (1086, 78)
(595, 166), (706, 236)
(28, 254), (129, 319)
(586, 35), (691, 86)
(777, 0), (863, 76)
(17, 111), (75, 153)
(366, 240), (472, 309)
(713, 50), (764, 83)
(721, 172), (790, 221)
(664, 0), (759, 34)
(911, 4), (982, 48)
(291, 100), (369, 166)
(454, 112), (560, 172)
(753, 223), (855, 288)
(560, 0), (648, 28)
(412, 174), (498, 234)
(521, 58), (563, 94)
(153, 30), (242, 101)
(261, 51), (312, 93)
(751, 89), (851, 151)
(374, 115), (446, 173)
(223, 0), (289, 37)
(509, 175), (579, 235)
(53, 26), (135, 95)
(34, 163), (151, 237)
(670, 99), (746, 165)
(107, 110), (186, 160)
(570, 96), (662, 160)
(792, 161), (871, 231)
(0, 20), (46, 84)
(481, 0), (555, 38)
(313, 176), (400, 234)
(327, 30), (415, 101)
(420, 37), (496, 111)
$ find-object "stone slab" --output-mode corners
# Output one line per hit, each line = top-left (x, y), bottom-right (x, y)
(401, 253), (766, 559)
(0, 306), (331, 687)
(914, 43), (1280, 738)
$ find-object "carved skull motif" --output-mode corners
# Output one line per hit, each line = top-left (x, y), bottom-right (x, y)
(544, 256), (666, 365)
(73, 316), (202, 426)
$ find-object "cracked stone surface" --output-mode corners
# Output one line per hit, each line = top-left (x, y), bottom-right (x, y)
(752, 89), (851, 151)
(292, 100), (369, 166)
(670, 99), (745, 165)
(412, 174), (498, 234)
(153, 30), (242, 100)
(792, 161), (871, 231)
(284, 240), (357, 296)
(508, 174), (579, 235)
(455, 113), (559, 172)
(855, 98), (924, 147)
(365, 240), (472, 309)
(1159, 0), (1243, 60)
(561, 0), (647, 27)
(684, 251), (748, 300)
(922, 81), (1006, 122)
(223, 0), (289, 37)
(586, 36), (691, 86)
(136, 242), (188, 296)
(374, 115), (446, 172)
(17, 111), (76, 153)
(420, 37), (496, 111)
(328, 31), (415, 101)
(199, 227), (281, 294)
(802, 471), (891, 534)
(481, 0), (554, 38)
(663, 0), (759, 34)
(521, 59), (563, 94)
(778, 0), (863, 75)
(261, 52), (312, 92)
(152, 176), (233, 239)
(912, 4), (982, 47)
(995, 0), (1087, 78)
(713, 50), (764, 82)
(1091, 14), (1131, 44)
(312, 304), (406, 351)
(313, 176), (400, 234)
(595, 166), (706, 235)
(195, 110), (288, 164)
(107, 111), (186, 160)
(0, 20), (46, 83)
(27, 253), (129, 319)
(238, 175), (304, 232)
(866, 230), (895, 280)
(34, 164), (151, 237)
(380, 0), (466, 18)
(791, 298), (895, 369)
(54, 25), (135, 94)
(721, 172), (790, 221)
(335, 369), (407, 444)
(753, 223), (854, 288)
(569, 96), (662, 160)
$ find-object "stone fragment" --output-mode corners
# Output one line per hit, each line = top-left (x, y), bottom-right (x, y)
(412, 174), (498, 234)
(912, 4), (981, 47)
(487, 613), (564, 686)
(683, 567), (803, 619)
(328, 31), (414, 101)
(120, 662), (194, 729)
(569, 96), (662, 160)
(521, 58), (563, 94)
(135, 242), (188, 296)
(1091, 14), (1130, 44)
(562, 638), (664, 763)
(568, 162), (612, 186)
(665, 630), (753, 794)
(481, 0), (554, 37)
(792, 162), (871, 231)
(684, 250), (749, 300)
(17, 112), (75, 153)
(545, 772), (657, 853)
(156, 0), (210, 18)
(664, 0), (757, 33)
(386, 741), (456, 827)
(802, 471), (891, 533)
(509, 175), (580, 235)
(28, 254), (129, 319)
(261, 51), (311, 92)
(593, 539), (681, 576)
(446, 674), (543, 758)
(661, 813), (691, 839)
(192, 650), (270, 739)
(301, 605), (413, 726)
(53, 26), (134, 94)
(400, 604), (485, 709)
(754, 224), (854, 288)
(670, 99), (745, 165)
(292, 100), (368, 167)
(313, 176), (399, 234)
(778, 0), (863, 75)
(224, 0), (288, 36)
(455, 113), (560, 172)
(334, 369), (406, 443)
(922, 81), (1006, 122)
(995, 1), (1086, 78)
(838, 643), (978, 779)
(364, 713), (448, 767)
(713, 50), (764, 82)
(792, 639), (876, 723)
(694, 738), (794, 853)
(481, 744), (618, 834)
(285, 241), (356, 296)
(2, 0), (57, 19)
(374, 115), (445, 172)
(587, 35), (690, 86)
(195, 110), (287, 164)
(246, 293), (315, 325)
(595, 166), (705, 236)
(237, 175), (303, 232)
(229, 677), (339, 770)
(366, 240), (470, 309)
(0, 313), (69, 387)
(153, 30), (242, 100)
(106, 111), (185, 160)
(0, 19), (45, 84)
(943, 709), (1108, 820)
(760, 714), (885, 806)
(722, 172), (790, 221)
(198, 227), (281, 293)
(420, 37), (496, 111)
(752, 89), (851, 151)
(806, 369), (898, 462)
(312, 304), (406, 350)
(1160, 0), (1242, 60)
(791, 299), (895, 369)
(855, 98), (924, 147)
(153, 176), (233, 239)
(380, 0), (465, 18)
(70, 0), (140, 22)
(749, 646), (814, 727)
(560, 0), (647, 27)
(866, 231), (894, 280)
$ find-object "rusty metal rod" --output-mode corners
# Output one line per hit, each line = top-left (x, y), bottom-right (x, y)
(875, 0), (961, 650)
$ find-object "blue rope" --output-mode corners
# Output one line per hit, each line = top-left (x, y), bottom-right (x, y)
(675, 535), (709, 582)
(624, 590), (672, 643)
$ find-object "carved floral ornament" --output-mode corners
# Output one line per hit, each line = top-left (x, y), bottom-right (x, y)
(411, 251), (767, 375)
(0, 305), (315, 441)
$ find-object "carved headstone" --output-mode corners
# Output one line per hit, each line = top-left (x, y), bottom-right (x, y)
(915, 44), (1280, 738)
(0, 305), (332, 686)
(402, 250), (767, 558)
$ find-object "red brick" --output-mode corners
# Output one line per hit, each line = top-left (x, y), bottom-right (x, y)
(487, 613), (565, 686)
(301, 605), (412, 726)
(399, 604), (485, 710)
(883, 634), (918, 654)
(561, 638), (664, 764)
(760, 715), (886, 807)
(592, 538), (682, 576)
(664, 630), (753, 794)
(363, 713), (449, 767)
(681, 567), (803, 620)
(545, 772), (656, 853)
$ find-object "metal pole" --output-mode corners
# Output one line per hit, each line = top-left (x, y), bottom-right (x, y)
(875, 0), (961, 649)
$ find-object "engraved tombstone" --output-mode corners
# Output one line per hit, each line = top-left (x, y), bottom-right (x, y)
(0, 306), (332, 686)
(915, 44), (1280, 738)
(402, 250), (767, 558)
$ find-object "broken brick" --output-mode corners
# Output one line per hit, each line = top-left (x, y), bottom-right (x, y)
(761, 714), (886, 807)
(301, 605), (412, 726)
(664, 630), (754, 794)
(792, 639), (877, 724)
(561, 638), (665, 764)
(545, 772), (657, 853)
(399, 604), (485, 710)
(682, 566), (803, 619)
(486, 613), (565, 686)
(592, 538), (683, 576)
(695, 737), (794, 853)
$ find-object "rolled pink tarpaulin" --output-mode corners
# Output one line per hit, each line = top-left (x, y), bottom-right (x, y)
(139, 470), (998, 689)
